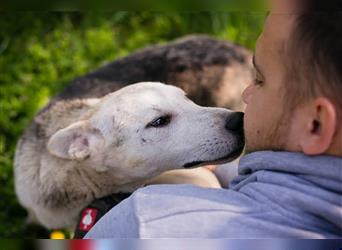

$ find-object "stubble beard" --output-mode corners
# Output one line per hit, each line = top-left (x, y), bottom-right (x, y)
(244, 110), (291, 154)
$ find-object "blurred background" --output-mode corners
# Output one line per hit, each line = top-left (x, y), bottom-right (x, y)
(0, 12), (265, 238)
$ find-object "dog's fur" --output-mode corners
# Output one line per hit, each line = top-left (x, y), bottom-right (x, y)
(14, 36), (252, 229)
(48, 35), (252, 111)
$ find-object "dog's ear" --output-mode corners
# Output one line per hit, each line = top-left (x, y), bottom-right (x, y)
(47, 121), (104, 161)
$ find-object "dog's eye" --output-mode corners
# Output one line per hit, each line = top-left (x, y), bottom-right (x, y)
(147, 115), (172, 128)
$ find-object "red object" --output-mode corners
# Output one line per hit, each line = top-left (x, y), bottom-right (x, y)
(69, 240), (93, 250)
(79, 208), (98, 232)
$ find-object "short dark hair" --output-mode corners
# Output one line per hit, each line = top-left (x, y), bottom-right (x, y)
(284, 1), (342, 110)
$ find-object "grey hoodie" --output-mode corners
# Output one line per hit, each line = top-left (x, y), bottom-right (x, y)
(85, 151), (342, 238)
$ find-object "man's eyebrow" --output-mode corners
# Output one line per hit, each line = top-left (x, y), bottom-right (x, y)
(252, 55), (263, 76)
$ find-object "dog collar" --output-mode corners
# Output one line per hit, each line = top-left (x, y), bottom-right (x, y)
(74, 192), (132, 239)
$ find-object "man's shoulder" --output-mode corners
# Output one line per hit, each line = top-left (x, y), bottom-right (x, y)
(114, 184), (280, 238)
(132, 184), (243, 202)
(130, 184), (260, 221)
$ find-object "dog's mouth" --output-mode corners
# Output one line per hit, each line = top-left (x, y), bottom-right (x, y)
(183, 145), (244, 169)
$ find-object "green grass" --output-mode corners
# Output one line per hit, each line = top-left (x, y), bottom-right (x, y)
(0, 12), (264, 238)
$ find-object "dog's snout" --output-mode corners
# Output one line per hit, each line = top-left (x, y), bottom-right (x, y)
(225, 112), (244, 133)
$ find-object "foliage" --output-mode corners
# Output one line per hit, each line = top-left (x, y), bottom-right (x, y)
(0, 12), (264, 238)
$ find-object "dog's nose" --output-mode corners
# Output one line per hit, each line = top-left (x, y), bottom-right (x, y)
(225, 112), (244, 133)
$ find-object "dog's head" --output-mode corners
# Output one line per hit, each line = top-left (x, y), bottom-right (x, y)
(47, 82), (244, 181)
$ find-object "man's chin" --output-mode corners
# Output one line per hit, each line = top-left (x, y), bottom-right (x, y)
(244, 137), (259, 154)
(244, 138), (287, 154)
(244, 145), (260, 155)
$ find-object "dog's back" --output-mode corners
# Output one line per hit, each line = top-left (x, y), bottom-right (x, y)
(47, 35), (252, 110)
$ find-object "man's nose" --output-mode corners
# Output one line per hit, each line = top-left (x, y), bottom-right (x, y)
(242, 84), (254, 104)
(225, 112), (244, 133)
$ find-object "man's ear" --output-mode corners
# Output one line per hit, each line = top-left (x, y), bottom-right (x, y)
(47, 121), (105, 161)
(300, 97), (337, 155)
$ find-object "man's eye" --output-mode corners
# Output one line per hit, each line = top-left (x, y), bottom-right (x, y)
(147, 115), (172, 128)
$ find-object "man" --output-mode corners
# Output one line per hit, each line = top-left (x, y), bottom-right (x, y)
(85, 0), (342, 238)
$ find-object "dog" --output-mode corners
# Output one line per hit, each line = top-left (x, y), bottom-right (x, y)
(14, 36), (251, 229)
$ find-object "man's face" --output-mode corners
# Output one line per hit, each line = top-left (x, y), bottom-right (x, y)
(242, 13), (296, 152)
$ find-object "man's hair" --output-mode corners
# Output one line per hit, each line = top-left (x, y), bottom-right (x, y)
(285, 0), (342, 110)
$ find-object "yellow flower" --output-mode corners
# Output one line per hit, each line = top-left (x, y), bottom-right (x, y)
(50, 231), (65, 239)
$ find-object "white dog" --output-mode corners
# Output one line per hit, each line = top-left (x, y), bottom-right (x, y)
(14, 82), (244, 229)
